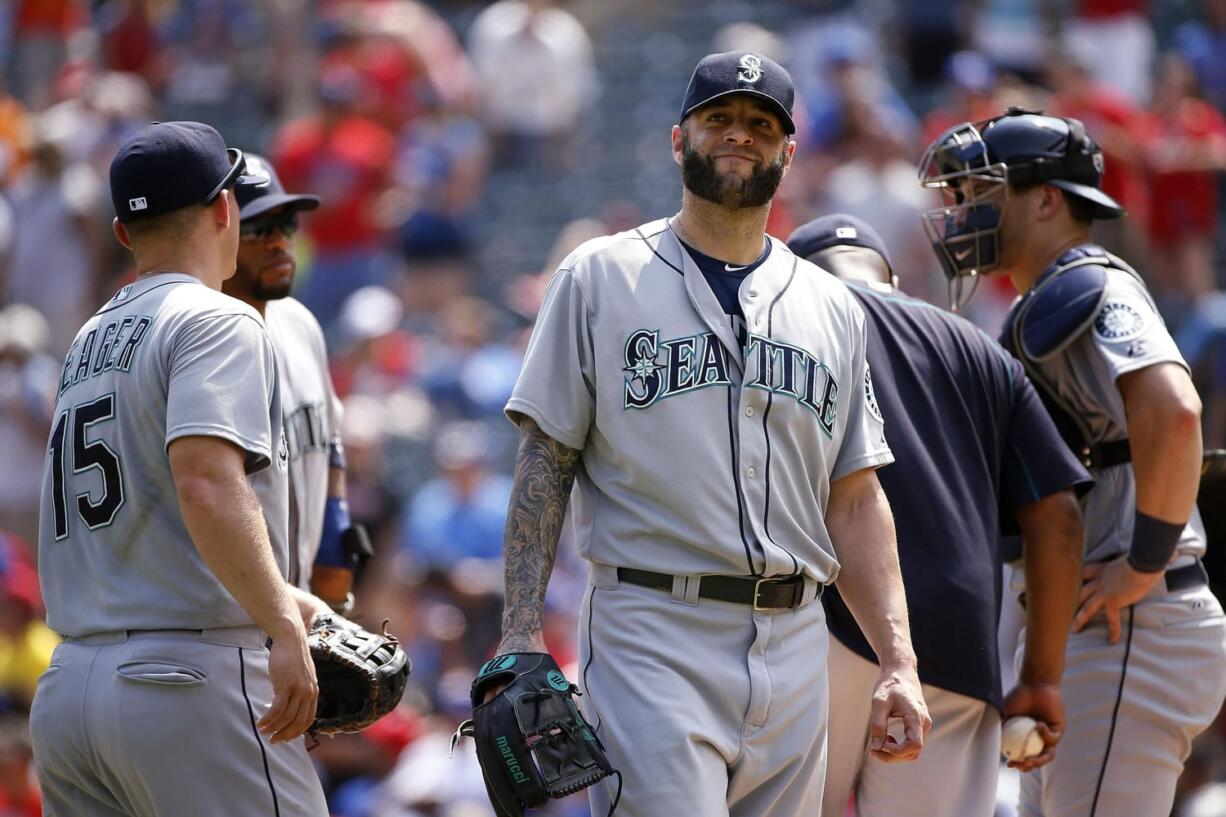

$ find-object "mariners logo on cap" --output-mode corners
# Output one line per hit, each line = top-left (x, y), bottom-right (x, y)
(737, 54), (763, 84)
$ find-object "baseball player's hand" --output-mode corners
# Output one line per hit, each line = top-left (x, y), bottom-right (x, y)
(482, 632), (549, 703)
(867, 664), (930, 763)
(1072, 556), (1164, 643)
(260, 625), (319, 744)
(287, 583), (332, 628)
(1002, 682), (1064, 771)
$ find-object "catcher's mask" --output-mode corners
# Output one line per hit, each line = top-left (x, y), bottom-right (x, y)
(918, 107), (1125, 310)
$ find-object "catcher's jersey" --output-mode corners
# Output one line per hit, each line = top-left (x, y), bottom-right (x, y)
(37, 273), (289, 637)
(507, 219), (892, 582)
(1019, 263), (1206, 565)
(264, 297), (342, 589)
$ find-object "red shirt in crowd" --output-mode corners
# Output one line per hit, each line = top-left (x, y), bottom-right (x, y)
(272, 115), (396, 252)
(1076, 0), (1147, 18)
(15, 0), (81, 34)
(1145, 98), (1226, 245)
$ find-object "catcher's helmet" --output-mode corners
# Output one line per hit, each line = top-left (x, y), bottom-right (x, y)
(918, 108), (1125, 307)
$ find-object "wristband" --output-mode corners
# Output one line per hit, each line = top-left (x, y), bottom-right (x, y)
(1127, 511), (1184, 573)
(316, 496), (351, 568)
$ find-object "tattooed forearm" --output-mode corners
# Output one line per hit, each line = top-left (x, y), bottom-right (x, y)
(498, 416), (581, 653)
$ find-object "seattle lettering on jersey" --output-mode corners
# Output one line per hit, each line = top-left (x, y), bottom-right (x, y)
(746, 335), (839, 437)
(623, 329), (732, 409)
(622, 329), (839, 435)
(58, 316), (153, 396)
(284, 402), (327, 460)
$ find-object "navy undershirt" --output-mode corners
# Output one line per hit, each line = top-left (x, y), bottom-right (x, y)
(679, 239), (771, 347)
(823, 284), (1092, 710)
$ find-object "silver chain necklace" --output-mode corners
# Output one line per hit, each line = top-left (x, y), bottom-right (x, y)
(671, 215), (699, 247)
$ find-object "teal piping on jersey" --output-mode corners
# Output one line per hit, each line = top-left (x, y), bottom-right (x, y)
(1009, 439), (1043, 503)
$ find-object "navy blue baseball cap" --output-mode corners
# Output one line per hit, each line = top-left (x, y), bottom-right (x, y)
(680, 50), (796, 134)
(234, 153), (320, 221)
(110, 121), (255, 223)
(786, 214), (894, 272)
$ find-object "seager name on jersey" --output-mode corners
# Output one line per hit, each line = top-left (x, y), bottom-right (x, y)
(58, 316), (153, 396)
(622, 329), (839, 435)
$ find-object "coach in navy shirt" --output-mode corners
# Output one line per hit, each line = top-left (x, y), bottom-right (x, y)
(788, 216), (1091, 817)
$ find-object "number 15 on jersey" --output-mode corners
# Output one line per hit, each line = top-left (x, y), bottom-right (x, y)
(48, 393), (125, 540)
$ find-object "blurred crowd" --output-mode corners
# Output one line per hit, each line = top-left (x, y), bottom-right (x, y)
(0, 1), (1225, 816)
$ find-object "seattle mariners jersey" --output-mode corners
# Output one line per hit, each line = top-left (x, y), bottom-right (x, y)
(507, 219), (892, 581)
(37, 273), (289, 637)
(264, 297), (342, 589)
(1019, 264), (1206, 565)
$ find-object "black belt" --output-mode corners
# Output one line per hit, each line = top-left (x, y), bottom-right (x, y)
(616, 568), (815, 610)
(1165, 559), (1210, 591)
(1018, 559), (1208, 609)
(1080, 438), (1131, 469)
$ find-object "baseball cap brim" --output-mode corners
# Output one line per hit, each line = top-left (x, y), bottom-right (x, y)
(1049, 180), (1126, 220)
(240, 193), (321, 221)
(681, 89), (796, 134)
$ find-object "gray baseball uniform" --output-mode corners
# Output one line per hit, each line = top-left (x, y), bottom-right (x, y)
(31, 273), (327, 816)
(264, 296), (343, 589)
(1008, 264), (1226, 817)
(507, 219), (892, 817)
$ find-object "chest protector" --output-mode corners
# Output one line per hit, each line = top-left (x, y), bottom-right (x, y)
(1000, 244), (1139, 470)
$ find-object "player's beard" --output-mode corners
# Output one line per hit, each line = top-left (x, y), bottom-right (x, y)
(681, 140), (786, 209)
(251, 274), (294, 301)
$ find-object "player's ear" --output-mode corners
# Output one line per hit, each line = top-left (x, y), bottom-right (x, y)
(671, 124), (684, 166)
(211, 189), (234, 230)
(112, 218), (133, 250)
(781, 139), (797, 173)
(1035, 185), (1062, 222)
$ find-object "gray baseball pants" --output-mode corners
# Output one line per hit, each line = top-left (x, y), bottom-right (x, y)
(31, 627), (328, 816)
(579, 563), (828, 817)
(822, 635), (1001, 817)
(1015, 578), (1226, 817)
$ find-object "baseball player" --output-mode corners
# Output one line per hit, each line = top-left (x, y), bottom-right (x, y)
(787, 214), (1090, 817)
(490, 51), (930, 817)
(223, 153), (368, 615)
(919, 108), (1226, 817)
(30, 122), (328, 816)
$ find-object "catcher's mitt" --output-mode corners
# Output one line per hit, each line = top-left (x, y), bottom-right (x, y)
(308, 613), (410, 735)
(451, 652), (620, 816)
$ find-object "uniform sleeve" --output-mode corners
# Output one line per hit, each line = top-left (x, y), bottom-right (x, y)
(831, 309), (893, 481)
(504, 268), (596, 450)
(1089, 280), (1188, 382)
(999, 356), (1093, 531)
(313, 314), (344, 453)
(165, 313), (278, 473)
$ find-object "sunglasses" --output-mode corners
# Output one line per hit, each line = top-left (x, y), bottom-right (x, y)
(240, 212), (299, 240)
(205, 148), (247, 205)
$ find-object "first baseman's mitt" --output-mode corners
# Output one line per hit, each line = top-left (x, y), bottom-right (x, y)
(452, 653), (620, 816)
(308, 613), (410, 735)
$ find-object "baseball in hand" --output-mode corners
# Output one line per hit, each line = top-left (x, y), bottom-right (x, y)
(1001, 716), (1045, 761)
